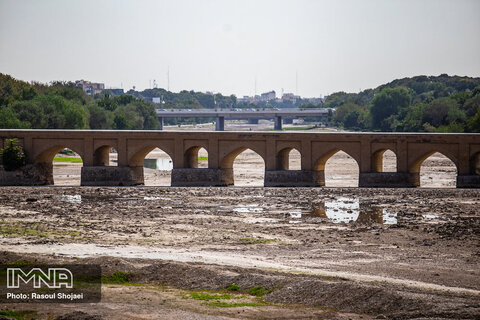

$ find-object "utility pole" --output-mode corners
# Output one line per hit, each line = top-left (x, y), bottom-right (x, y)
(295, 71), (298, 96)
(167, 66), (170, 91)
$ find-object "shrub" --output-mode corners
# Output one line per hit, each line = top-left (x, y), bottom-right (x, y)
(0, 138), (27, 171)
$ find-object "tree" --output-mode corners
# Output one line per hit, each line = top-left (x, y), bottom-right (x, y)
(0, 138), (27, 171)
(370, 87), (411, 131)
(422, 97), (464, 128)
(468, 106), (480, 132)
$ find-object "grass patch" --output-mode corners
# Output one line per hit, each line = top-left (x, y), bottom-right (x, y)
(240, 237), (276, 244)
(101, 272), (140, 285)
(226, 283), (239, 291)
(188, 292), (236, 301)
(0, 222), (49, 238)
(198, 156), (208, 161)
(0, 310), (36, 320)
(204, 301), (265, 308)
(6, 260), (36, 267)
(53, 157), (83, 163)
(247, 286), (274, 297)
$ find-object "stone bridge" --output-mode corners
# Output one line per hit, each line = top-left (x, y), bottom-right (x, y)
(0, 130), (479, 188)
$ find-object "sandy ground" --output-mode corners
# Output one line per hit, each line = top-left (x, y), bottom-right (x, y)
(0, 126), (477, 319)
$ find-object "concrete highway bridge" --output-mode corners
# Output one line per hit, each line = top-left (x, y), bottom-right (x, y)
(155, 108), (331, 130)
(0, 130), (479, 188)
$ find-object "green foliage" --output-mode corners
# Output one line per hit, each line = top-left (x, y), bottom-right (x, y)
(1, 139), (27, 171)
(188, 292), (235, 301)
(53, 157), (83, 163)
(370, 87), (411, 131)
(240, 237), (276, 244)
(0, 310), (36, 320)
(102, 271), (134, 284)
(330, 75), (480, 133)
(247, 286), (273, 296)
(226, 283), (240, 291)
(468, 106), (480, 132)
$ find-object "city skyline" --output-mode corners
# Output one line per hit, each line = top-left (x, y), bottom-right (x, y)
(1, 0), (479, 97)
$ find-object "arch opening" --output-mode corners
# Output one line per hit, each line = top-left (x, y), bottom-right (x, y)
(323, 150), (359, 187)
(276, 148), (301, 170)
(223, 148), (265, 186)
(46, 147), (84, 186)
(373, 149), (397, 172)
(93, 145), (118, 166)
(418, 152), (457, 188)
(140, 147), (173, 186)
(184, 147), (208, 168)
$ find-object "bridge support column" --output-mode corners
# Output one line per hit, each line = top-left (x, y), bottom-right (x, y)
(171, 168), (233, 186)
(215, 116), (225, 131)
(358, 172), (417, 188)
(0, 163), (53, 186)
(274, 116), (282, 130)
(264, 170), (323, 187)
(81, 166), (144, 186)
(158, 117), (164, 130)
(456, 175), (480, 188)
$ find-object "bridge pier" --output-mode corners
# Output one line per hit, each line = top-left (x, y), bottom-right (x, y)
(158, 117), (163, 130)
(274, 116), (282, 130)
(0, 163), (53, 186)
(457, 175), (480, 188)
(358, 172), (417, 188)
(215, 116), (225, 131)
(264, 170), (323, 187)
(171, 168), (233, 186)
(81, 166), (144, 186)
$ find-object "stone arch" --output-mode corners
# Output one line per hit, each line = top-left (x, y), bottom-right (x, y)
(184, 146), (209, 168)
(276, 147), (302, 170)
(413, 151), (458, 188)
(129, 146), (174, 167)
(409, 150), (458, 174)
(471, 152), (480, 175)
(35, 145), (85, 164)
(34, 145), (85, 186)
(314, 149), (360, 187)
(372, 149), (397, 172)
(313, 148), (359, 171)
(220, 144), (266, 169)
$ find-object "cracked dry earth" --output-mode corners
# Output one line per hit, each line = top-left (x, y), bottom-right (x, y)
(0, 153), (479, 319)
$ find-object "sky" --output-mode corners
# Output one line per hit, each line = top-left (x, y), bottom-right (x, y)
(1, 0), (479, 98)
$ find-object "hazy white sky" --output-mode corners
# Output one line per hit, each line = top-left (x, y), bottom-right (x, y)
(1, 0), (479, 97)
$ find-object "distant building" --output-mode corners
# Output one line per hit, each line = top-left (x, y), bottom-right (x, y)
(260, 90), (276, 101)
(281, 93), (299, 104)
(152, 97), (161, 104)
(75, 80), (105, 95)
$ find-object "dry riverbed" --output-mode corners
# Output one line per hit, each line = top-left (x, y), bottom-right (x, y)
(0, 151), (478, 319)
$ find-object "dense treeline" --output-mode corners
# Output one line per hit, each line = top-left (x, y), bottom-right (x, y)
(324, 74), (480, 132)
(0, 73), (159, 130)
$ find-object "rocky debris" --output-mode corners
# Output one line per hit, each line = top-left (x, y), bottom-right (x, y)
(55, 312), (103, 320)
